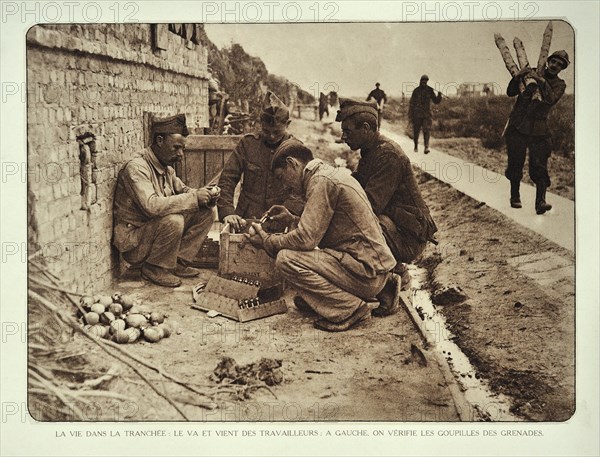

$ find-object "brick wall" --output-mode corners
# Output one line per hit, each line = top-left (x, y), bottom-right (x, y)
(27, 24), (209, 293)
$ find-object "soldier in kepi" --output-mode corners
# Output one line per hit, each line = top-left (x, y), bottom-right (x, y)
(246, 140), (397, 332)
(408, 75), (442, 154)
(336, 99), (438, 315)
(366, 82), (387, 129)
(504, 50), (569, 214)
(217, 91), (303, 232)
(112, 114), (218, 288)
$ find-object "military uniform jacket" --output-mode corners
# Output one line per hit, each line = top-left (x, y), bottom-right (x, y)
(217, 132), (303, 220)
(367, 88), (388, 105)
(113, 148), (201, 252)
(353, 134), (437, 244)
(408, 85), (442, 120)
(264, 160), (396, 279)
(506, 70), (566, 137)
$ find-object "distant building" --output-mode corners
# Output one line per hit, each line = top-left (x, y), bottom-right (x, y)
(458, 82), (499, 97)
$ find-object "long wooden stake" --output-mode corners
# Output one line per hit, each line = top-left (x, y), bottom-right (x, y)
(513, 37), (542, 101)
(494, 33), (525, 93)
(537, 21), (553, 75)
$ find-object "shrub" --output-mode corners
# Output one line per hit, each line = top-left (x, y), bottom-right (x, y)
(386, 94), (574, 157)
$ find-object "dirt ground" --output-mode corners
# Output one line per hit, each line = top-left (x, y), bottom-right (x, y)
(83, 270), (459, 422)
(43, 116), (574, 423)
(297, 116), (575, 421)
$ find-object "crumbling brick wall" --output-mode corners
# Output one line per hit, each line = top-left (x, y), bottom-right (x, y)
(27, 24), (209, 292)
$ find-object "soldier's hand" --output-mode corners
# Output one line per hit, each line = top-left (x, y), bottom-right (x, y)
(245, 222), (267, 248)
(516, 67), (533, 78)
(224, 215), (247, 233)
(205, 185), (220, 207)
(266, 205), (295, 226)
(528, 72), (545, 84)
(195, 188), (212, 207)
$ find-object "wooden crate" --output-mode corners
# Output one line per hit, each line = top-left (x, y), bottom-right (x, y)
(218, 223), (282, 289)
(174, 135), (242, 188)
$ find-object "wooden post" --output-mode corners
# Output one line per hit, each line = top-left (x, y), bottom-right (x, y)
(537, 21), (553, 76)
(494, 33), (525, 92)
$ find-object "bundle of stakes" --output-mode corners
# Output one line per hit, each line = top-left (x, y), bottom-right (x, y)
(494, 21), (553, 101)
(28, 258), (277, 421)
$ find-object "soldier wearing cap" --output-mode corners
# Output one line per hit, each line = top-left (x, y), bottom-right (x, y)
(366, 82), (388, 129)
(408, 74), (442, 154)
(112, 114), (218, 287)
(336, 98), (438, 314)
(217, 91), (304, 232)
(504, 50), (570, 214)
(246, 139), (397, 332)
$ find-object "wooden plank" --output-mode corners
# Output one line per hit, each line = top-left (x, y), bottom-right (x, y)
(184, 149), (205, 188)
(178, 135), (241, 188)
(205, 150), (224, 186)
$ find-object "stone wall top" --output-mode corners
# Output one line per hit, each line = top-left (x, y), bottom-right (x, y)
(26, 24), (208, 80)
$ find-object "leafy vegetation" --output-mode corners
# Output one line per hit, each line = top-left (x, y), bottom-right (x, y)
(385, 94), (574, 157)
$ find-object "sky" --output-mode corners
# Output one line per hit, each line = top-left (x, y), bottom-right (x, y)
(204, 21), (575, 98)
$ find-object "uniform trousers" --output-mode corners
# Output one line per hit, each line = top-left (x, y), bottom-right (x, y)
(122, 209), (214, 270)
(504, 129), (552, 187)
(275, 248), (389, 323)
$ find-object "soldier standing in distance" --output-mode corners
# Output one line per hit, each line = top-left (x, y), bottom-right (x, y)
(408, 75), (442, 154)
(366, 82), (388, 129)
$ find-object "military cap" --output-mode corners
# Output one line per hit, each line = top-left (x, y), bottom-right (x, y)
(420, 74), (429, 81)
(270, 138), (311, 171)
(548, 50), (570, 68)
(152, 114), (189, 136)
(261, 91), (289, 124)
(335, 97), (379, 122)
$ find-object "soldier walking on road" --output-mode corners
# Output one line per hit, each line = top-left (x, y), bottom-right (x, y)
(366, 82), (387, 129)
(408, 75), (442, 154)
(504, 50), (569, 214)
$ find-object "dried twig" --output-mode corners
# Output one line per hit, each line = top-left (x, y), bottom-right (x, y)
(29, 368), (86, 420)
(29, 289), (190, 421)
(29, 276), (85, 298)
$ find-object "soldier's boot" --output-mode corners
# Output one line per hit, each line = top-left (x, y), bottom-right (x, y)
(535, 183), (552, 214)
(510, 180), (522, 208)
(141, 263), (182, 288)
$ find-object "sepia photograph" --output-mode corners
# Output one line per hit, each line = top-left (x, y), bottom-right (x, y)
(2, 1), (599, 456)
